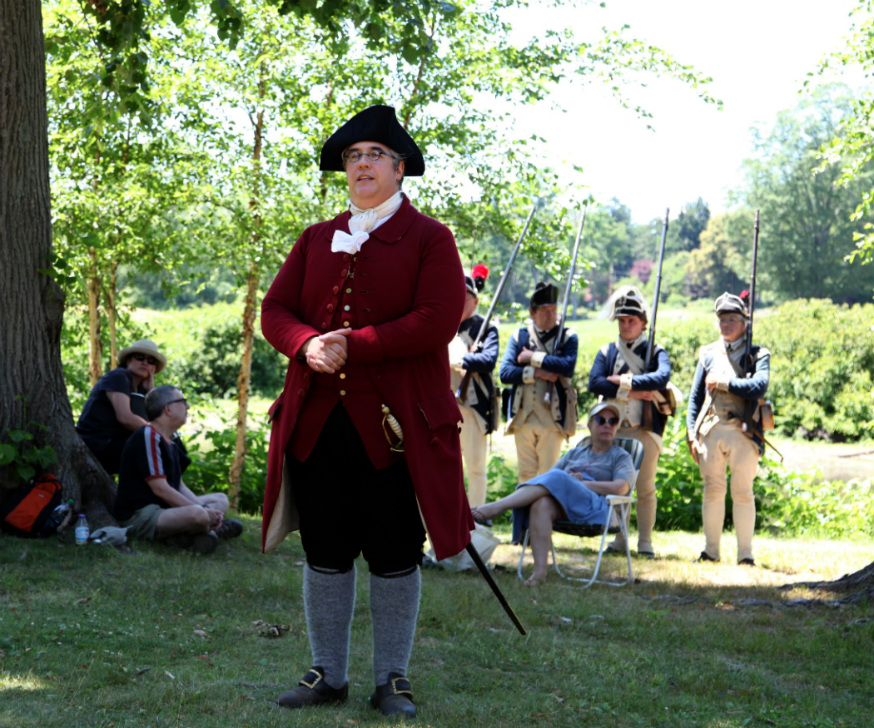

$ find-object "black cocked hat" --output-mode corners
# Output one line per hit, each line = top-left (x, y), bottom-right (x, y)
(319, 105), (425, 176)
(530, 282), (559, 309)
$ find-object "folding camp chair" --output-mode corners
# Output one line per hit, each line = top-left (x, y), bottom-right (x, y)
(516, 436), (645, 588)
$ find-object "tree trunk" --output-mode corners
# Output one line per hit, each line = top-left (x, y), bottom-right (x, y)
(228, 266), (258, 510)
(87, 247), (102, 386)
(0, 0), (115, 525)
(228, 80), (265, 510)
(108, 259), (118, 369)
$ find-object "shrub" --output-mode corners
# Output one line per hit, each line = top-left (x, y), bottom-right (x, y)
(653, 403), (874, 538)
(620, 299), (874, 441)
(184, 417), (270, 516)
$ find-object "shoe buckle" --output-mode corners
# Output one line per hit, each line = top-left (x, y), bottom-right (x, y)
(389, 676), (413, 697)
(300, 669), (323, 690)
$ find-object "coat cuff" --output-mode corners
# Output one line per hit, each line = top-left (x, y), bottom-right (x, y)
(618, 372), (634, 398)
(530, 351), (546, 368)
(522, 366), (535, 384)
(716, 376), (732, 392)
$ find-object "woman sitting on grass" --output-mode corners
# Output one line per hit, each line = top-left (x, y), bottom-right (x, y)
(472, 402), (634, 586)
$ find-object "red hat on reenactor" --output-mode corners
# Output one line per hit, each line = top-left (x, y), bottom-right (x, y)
(465, 264), (489, 296)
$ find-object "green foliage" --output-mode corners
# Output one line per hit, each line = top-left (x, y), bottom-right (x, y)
(485, 453), (518, 525)
(607, 299), (874, 441)
(761, 299), (874, 439)
(0, 423), (58, 485)
(684, 210), (751, 301)
(172, 319), (287, 399)
(758, 470), (874, 539)
(652, 412), (703, 531)
(740, 84), (874, 304)
(184, 418), (270, 515)
(651, 406), (874, 538)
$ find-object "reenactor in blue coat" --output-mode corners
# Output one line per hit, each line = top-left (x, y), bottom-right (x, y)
(687, 292), (771, 566)
(588, 286), (673, 558)
(449, 265), (500, 507)
(500, 283), (578, 484)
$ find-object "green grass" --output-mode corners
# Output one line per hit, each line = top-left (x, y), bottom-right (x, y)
(1, 523), (872, 727)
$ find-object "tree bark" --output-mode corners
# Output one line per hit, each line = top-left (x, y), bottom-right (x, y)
(0, 0), (115, 525)
(790, 561), (874, 605)
(87, 247), (102, 386)
(229, 266), (258, 510)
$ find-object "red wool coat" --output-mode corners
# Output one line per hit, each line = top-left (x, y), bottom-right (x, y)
(260, 195), (474, 560)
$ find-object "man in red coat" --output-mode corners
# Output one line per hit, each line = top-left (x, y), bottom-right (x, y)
(261, 105), (472, 718)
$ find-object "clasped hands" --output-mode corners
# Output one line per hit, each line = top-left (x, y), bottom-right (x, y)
(301, 328), (351, 373)
(517, 347), (559, 382)
(606, 374), (653, 401)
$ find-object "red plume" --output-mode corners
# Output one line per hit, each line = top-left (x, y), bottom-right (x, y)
(472, 264), (489, 281)
(739, 290), (750, 301)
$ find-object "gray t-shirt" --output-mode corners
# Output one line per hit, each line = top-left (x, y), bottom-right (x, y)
(552, 444), (634, 488)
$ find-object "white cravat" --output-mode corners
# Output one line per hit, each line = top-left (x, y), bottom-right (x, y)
(331, 191), (403, 254)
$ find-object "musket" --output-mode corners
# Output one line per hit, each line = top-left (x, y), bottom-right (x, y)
(741, 210), (778, 453)
(468, 203), (537, 352)
(457, 204), (536, 406)
(559, 205), (587, 328)
(645, 208), (669, 371)
(745, 210), (760, 370)
(458, 204), (535, 636)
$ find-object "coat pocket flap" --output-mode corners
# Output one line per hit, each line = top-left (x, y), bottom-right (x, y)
(267, 392), (285, 421)
(417, 391), (462, 431)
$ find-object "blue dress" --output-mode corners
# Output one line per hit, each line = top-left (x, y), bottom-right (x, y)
(511, 444), (634, 541)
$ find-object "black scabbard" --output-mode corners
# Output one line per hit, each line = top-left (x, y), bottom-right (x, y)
(465, 543), (527, 635)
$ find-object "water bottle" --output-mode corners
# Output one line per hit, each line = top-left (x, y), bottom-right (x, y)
(40, 498), (74, 537)
(75, 514), (90, 546)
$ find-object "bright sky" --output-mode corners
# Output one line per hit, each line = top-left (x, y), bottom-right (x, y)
(510, 0), (866, 223)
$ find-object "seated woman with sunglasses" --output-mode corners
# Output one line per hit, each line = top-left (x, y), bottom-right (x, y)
(76, 339), (166, 475)
(471, 402), (634, 586)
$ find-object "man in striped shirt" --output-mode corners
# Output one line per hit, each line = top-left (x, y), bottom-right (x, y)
(114, 385), (242, 553)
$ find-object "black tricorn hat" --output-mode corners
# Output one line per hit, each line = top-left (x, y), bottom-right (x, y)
(319, 105), (425, 176)
(530, 282), (559, 309)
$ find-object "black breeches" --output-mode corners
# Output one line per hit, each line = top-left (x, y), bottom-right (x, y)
(288, 404), (425, 576)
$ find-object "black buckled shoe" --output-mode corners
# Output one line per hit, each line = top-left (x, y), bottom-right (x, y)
(738, 557), (756, 566)
(370, 672), (416, 717)
(695, 551), (719, 563)
(275, 667), (348, 709)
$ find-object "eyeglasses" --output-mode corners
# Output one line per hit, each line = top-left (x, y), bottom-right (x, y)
(132, 353), (159, 366)
(593, 415), (620, 426)
(342, 149), (397, 165)
(167, 398), (187, 406)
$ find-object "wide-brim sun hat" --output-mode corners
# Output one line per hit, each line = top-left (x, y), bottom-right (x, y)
(319, 105), (425, 176)
(118, 339), (167, 373)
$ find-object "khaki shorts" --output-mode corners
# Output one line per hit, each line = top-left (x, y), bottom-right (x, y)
(120, 504), (164, 541)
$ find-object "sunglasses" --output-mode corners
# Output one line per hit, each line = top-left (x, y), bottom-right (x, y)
(131, 353), (159, 366)
(593, 415), (620, 426)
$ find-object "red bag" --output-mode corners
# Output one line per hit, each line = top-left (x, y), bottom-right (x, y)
(1, 474), (63, 538)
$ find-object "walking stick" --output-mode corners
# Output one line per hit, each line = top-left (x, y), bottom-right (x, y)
(465, 543), (527, 635)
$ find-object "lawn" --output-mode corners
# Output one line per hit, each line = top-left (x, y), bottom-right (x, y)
(1, 522), (871, 728)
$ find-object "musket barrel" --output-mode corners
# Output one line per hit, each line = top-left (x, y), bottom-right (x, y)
(746, 210), (760, 362)
(645, 208), (670, 370)
(469, 203), (537, 352)
(560, 206), (587, 327)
